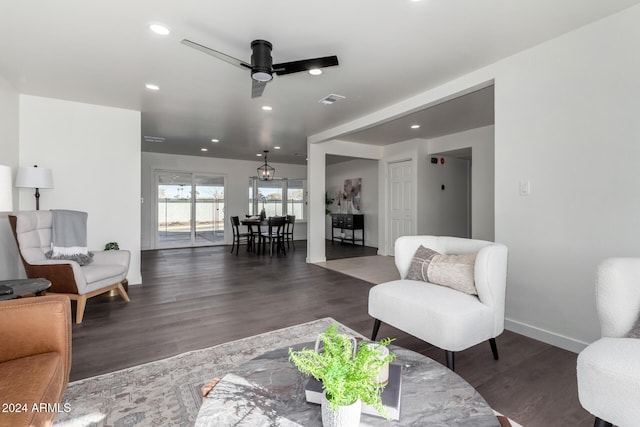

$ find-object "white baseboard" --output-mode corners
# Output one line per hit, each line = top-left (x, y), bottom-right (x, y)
(504, 318), (589, 354)
(127, 273), (143, 285)
(307, 256), (327, 263)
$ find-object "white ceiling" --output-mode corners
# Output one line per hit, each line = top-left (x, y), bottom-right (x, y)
(1, 1), (638, 165)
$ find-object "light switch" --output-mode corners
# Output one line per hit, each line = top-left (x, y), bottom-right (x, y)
(519, 181), (531, 196)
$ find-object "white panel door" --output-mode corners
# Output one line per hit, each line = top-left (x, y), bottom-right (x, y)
(388, 160), (414, 255)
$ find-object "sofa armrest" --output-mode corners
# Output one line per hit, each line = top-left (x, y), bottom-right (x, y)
(474, 243), (509, 307)
(91, 249), (131, 269)
(0, 295), (72, 382)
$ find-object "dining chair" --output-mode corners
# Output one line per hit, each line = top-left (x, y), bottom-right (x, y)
(285, 215), (295, 249)
(260, 216), (287, 256)
(230, 216), (252, 255)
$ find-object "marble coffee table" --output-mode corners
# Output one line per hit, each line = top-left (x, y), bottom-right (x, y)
(195, 343), (499, 426)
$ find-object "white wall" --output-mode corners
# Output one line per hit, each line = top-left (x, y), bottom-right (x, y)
(0, 75), (19, 280)
(18, 95), (142, 284)
(375, 136), (483, 252)
(428, 125), (495, 240)
(307, 140), (383, 262)
(423, 155), (470, 238)
(492, 6), (640, 349)
(309, 5), (640, 351)
(325, 158), (379, 248)
(141, 152), (307, 249)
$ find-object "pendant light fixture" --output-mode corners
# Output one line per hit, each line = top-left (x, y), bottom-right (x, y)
(257, 150), (275, 181)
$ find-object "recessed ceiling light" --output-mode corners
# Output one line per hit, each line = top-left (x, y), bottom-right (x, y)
(309, 69), (322, 76)
(201, 148), (208, 152)
(256, 153), (263, 157)
(145, 83), (160, 91)
(211, 138), (220, 143)
(149, 24), (170, 35)
(262, 105), (273, 111)
(410, 124), (420, 129)
(274, 146), (281, 150)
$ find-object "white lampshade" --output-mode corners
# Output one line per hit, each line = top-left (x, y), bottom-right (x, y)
(15, 166), (54, 189)
(0, 165), (13, 212)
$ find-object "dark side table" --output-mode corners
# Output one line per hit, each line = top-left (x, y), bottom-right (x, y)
(0, 278), (52, 301)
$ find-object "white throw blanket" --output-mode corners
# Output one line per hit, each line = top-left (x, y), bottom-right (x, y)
(50, 209), (89, 256)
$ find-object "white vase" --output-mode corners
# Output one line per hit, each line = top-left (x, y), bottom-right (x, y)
(367, 343), (390, 386)
(321, 390), (361, 427)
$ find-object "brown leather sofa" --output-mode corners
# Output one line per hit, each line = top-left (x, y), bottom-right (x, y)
(0, 295), (72, 427)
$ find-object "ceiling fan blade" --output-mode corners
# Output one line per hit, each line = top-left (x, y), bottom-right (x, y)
(272, 55), (339, 76)
(181, 39), (251, 70)
(251, 79), (267, 98)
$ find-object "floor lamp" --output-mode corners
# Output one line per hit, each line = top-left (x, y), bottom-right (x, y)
(15, 165), (54, 210)
(0, 165), (13, 212)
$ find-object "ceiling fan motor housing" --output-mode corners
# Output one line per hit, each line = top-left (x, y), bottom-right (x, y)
(251, 39), (273, 82)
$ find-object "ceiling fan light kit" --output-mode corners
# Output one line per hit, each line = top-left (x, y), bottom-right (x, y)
(181, 37), (338, 98)
(251, 40), (274, 82)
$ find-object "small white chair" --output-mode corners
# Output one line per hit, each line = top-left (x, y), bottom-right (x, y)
(369, 235), (508, 371)
(9, 211), (130, 324)
(577, 258), (640, 427)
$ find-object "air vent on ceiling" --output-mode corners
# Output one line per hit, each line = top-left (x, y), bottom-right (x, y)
(144, 136), (166, 143)
(293, 152), (306, 157)
(318, 94), (346, 105)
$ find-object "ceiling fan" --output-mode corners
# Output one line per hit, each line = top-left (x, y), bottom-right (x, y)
(181, 38), (339, 98)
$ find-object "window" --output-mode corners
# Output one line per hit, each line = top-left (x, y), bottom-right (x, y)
(249, 177), (306, 220)
(248, 178), (254, 215)
(257, 179), (283, 217)
(287, 179), (304, 220)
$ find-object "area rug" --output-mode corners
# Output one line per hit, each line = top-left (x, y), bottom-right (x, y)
(55, 317), (522, 427)
(55, 318), (360, 426)
(315, 255), (400, 284)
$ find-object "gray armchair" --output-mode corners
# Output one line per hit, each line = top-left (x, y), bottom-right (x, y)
(9, 210), (130, 324)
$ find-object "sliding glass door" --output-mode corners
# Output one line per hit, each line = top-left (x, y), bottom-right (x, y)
(194, 174), (225, 246)
(156, 171), (225, 248)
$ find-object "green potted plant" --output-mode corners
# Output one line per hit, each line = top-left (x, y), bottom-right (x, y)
(104, 242), (119, 251)
(325, 192), (334, 215)
(289, 325), (395, 427)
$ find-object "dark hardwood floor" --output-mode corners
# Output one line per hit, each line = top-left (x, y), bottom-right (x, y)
(325, 239), (378, 260)
(70, 242), (592, 426)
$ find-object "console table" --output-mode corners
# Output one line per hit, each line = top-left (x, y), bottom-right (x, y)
(331, 213), (364, 246)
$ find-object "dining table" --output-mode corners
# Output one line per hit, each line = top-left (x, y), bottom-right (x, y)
(241, 216), (289, 254)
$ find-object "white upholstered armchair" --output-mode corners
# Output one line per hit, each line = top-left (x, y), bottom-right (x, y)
(577, 258), (640, 427)
(369, 235), (508, 371)
(9, 211), (130, 324)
